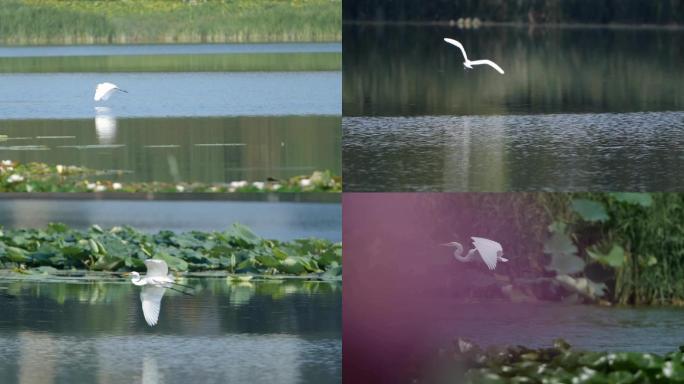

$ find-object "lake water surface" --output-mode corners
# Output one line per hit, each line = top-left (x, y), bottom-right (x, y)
(0, 43), (340, 183)
(0, 278), (341, 384)
(343, 25), (684, 191)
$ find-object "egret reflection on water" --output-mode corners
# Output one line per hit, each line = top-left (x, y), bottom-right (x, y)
(442, 237), (507, 270)
(443, 38), (505, 74)
(94, 82), (128, 101)
(126, 259), (193, 326)
(95, 106), (117, 144)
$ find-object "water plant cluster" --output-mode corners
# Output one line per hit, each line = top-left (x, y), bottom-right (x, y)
(0, 52), (341, 73)
(537, 193), (684, 305)
(0, 223), (342, 279)
(0, 161), (341, 193)
(0, 0), (341, 44)
(421, 339), (684, 383)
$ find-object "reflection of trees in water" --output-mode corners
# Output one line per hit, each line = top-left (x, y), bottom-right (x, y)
(0, 280), (340, 383)
(0, 279), (341, 335)
(344, 25), (684, 116)
(0, 116), (340, 183)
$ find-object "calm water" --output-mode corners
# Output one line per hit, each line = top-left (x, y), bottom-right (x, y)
(0, 199), (341, 241)
(0, 278), (341, 384)
(343, 25), (684, 191)
(0, 72), (340, 118)
(0, 116), (341, 183)
(0, 43), (341, 183)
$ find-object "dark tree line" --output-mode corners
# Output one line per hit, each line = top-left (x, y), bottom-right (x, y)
(343, 0), (684, 24)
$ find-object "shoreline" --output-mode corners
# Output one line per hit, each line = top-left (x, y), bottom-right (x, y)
(343, 19), (684, 31)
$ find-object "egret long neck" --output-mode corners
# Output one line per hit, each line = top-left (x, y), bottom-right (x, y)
(452, 242), (468, 262)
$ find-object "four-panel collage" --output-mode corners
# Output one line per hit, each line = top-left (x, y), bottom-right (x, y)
(1, 1), (683, 383)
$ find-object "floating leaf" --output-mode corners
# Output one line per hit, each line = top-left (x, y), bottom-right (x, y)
(587, 244), (625, 268)
(571, 199), (609, 222)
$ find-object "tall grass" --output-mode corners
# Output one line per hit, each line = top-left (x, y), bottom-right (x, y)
(542, 193), (684, 305)
(0, 52), (341, 72)
(0, 0), (341, 44)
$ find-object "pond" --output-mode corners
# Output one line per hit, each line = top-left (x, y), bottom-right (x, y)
(0, 278), (341, 384)
(0, 43), (341, 183)
(0, 115), (341, 183)
(0, 199), (342, 242)
(343, 25), (684, 191)
(345, 297), (684, 383)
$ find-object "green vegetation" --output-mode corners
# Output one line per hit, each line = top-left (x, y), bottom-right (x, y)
(0, 52), (341, 73)
(0, 161), (341, 193)
(422, 339), (684, 383)
(463, 193), (684, 305)
(538, 193), (684, 306)
(344, 0), (684, 24)
(0, 0), (341, 44)
(0, 222), (342, 279)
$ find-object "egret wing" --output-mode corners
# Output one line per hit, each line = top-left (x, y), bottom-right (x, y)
(94, 82), (118, 101)
(443, 38), (469, 61)
(140, 286), (166, 326)
(469, 60), (505, 74)
(145, 259), (169, 278)
(471, 237), (503, 270)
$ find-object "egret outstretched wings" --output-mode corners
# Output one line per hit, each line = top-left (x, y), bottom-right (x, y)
(471, 237), (504, 270)
(469, 60), (505, 74)
(443, 38), (469, 61)
(145, 259), (169, 278)
(443, 38), (505, 74)
(94, 82), (127, 101)
(140, 286), (166, 326)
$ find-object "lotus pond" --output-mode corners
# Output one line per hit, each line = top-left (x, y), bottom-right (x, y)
(420, 338), (684, 383)
(0, 276), (341, 384)
(0, 161), (341, 193)
(0, 222), (341, 279)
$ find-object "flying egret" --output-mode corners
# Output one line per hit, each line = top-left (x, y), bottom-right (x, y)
(94, 82), (128, 102)
(126, 259), (192, 326)
(442, 237), (508, 270)
(443, 38), (505, 74)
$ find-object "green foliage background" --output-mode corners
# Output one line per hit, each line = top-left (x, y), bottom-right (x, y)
(0, 222), (342, 279)
(0, 0), (341, 44)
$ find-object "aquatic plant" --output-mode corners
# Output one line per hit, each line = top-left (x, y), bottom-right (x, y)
(0, 0), (341, 44)
(0, 52), (341, 73)
(419, 339), (684, 383)
(0, 222), (341, 278)
(0, 160), (341, 193)
(538, 193), (684, 305)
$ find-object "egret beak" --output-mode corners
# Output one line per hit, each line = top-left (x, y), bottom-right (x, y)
(441, 242), (458, 247)
(118, 89), (129, 93)
(121, 272), (131, 277)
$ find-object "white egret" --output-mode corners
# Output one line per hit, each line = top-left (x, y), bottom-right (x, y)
(442, 237), (508, 270)
(127, 259), (192, 326)
(94, 82), (128, 101)
(443, 38), (505, 74)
